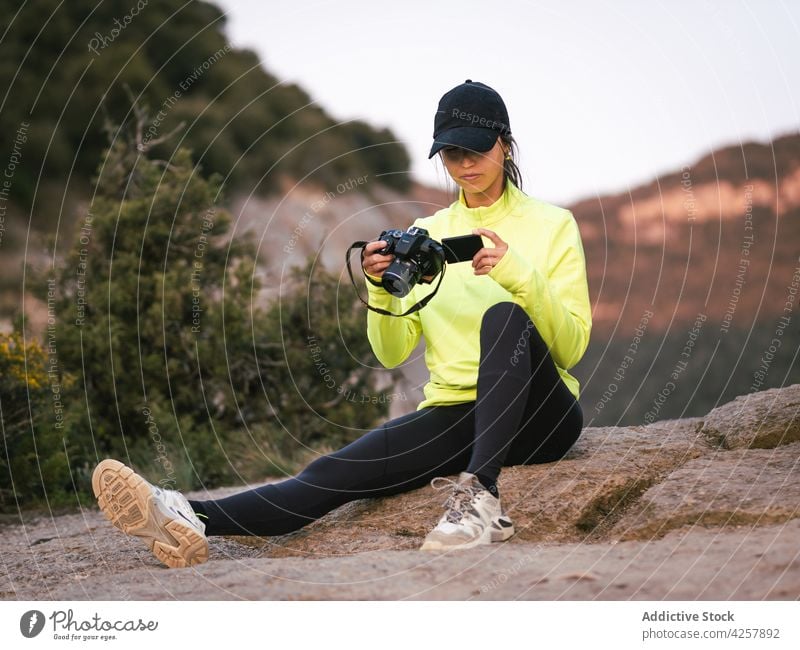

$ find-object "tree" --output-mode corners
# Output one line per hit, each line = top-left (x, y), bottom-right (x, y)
(0, 0), (411, 208)
(26, 104), (395, 502)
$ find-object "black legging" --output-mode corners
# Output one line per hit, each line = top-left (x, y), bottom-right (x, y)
(189, 302), (583, 536)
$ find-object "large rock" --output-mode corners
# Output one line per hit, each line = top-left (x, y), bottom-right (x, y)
(613, 442), (800, 540)
(700, 384), (800, 449)
(198, 387), (800, 559)
(237, 416), (711, 558)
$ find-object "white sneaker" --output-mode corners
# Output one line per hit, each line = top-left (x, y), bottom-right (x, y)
(420, 471), (515, 551)
(92, 458), (209, 568)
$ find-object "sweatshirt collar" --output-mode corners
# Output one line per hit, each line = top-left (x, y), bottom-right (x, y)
(453, 181), (525, 226)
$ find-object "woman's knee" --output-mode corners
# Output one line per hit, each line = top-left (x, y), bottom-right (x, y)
(479, 302), (549, 365)
(295, 453), (337, 489)
(481, 301), (529, 331)
(505, 400), (583, 466)
(297, 428), (386, 490)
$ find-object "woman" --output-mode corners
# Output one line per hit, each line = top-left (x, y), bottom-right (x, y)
(92, 80), (592, 568)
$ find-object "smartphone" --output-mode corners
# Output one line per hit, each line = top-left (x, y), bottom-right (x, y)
(441, 234), (484, 264)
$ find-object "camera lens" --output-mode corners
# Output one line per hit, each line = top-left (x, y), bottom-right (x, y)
(382, 273), (409, 297)
(382, 260), (418, 297)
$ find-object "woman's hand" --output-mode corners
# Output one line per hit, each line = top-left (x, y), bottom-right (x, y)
(362, 240), (394, 278)
(471, 228), (508, 275)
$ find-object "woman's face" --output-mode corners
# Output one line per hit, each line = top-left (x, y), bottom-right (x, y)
(440, 137), (507, 196)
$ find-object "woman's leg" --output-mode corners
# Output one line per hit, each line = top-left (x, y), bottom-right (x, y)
(92, 406), (477, 567)
(465, 302), (583, 492)
(188, 404), (476, 536)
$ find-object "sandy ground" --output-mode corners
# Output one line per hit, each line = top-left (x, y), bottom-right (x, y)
(2, 502), (798, 600)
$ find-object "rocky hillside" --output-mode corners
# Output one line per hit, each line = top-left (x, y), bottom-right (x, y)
(3, 384), (797, 600)
(229, 177), (453, 304)
(573, 131), (800, 338)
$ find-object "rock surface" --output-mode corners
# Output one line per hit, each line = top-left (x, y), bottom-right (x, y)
(699, 383), (800, 449)
(2, 385), (799, 600)
(613, 443), (800, 540)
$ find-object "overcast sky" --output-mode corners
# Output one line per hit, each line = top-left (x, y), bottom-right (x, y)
(213, 0), (799, 205)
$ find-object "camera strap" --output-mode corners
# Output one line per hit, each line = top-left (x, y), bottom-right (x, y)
(346, 242), (446, 317)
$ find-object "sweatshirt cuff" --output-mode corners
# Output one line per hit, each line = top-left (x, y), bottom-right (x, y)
(489, 245), (532, 294)
(364, 272), (394, 308)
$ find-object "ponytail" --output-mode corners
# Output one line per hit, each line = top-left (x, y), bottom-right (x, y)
(500, 134), (523, 192)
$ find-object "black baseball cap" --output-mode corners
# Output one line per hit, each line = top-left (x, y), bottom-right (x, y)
(428, 80), (511, 159)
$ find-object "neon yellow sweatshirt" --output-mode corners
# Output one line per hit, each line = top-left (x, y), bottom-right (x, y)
(365, 181), (591, 409)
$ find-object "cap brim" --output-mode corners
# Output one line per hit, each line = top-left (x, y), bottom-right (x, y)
(428, 127), (499, 159)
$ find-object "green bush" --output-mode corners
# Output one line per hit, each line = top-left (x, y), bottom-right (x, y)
(0, 330), (76, 510)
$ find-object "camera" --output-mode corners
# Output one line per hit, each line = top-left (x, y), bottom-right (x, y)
(376, 227), (445, 297)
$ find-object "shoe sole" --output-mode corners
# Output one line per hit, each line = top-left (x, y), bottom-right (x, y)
(92, 459), (209, 569)
(419, 517), (515, 551)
